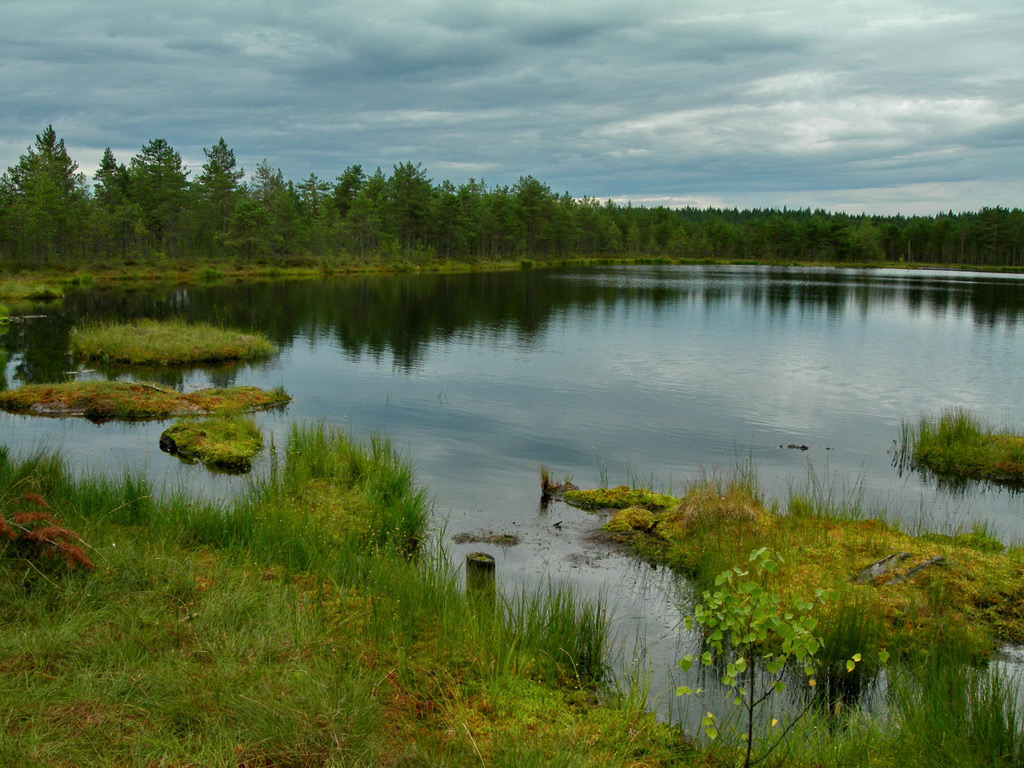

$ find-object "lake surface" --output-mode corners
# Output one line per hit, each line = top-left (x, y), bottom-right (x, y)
(4, 264), (1024, 717)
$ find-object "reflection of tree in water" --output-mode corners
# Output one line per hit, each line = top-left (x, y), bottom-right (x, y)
(3, 267), (1024, 383)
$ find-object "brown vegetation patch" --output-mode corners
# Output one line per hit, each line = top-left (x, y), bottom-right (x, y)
(0, 381), (290, 422)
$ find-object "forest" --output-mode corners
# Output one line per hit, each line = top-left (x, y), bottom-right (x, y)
(1, 126), (1022, 268)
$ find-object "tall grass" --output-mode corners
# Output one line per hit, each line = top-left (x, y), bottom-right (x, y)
(900, 408), (1024, 486)
(888, 646), (1024, 767)
(0, 427), (643, 765)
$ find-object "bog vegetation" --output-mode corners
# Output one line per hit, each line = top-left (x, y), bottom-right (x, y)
(159, 412), (264, 472)
(0, 126), (1021, 270)
(565, 470), (1024, 659)
(70, 319), (276, 365)
(0, 381), (290, 421)
(0, 429), (690, 766)
(898, 409), (1024, 486)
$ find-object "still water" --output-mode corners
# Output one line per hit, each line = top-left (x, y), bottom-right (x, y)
(3, 264), (1024, 716)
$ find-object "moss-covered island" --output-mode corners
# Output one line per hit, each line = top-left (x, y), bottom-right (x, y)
(0, 381), (290, 421)
(70, 319), (276, 365)
(159, 413), (264, 472)
(900, 409), (1024, 486)
(565, 478), (1024, 659)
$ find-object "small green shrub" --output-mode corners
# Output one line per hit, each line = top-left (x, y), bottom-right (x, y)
(677, 548), (881, 768)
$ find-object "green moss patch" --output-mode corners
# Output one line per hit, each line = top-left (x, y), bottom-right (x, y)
(160, 413), (264, 472)
(563, 485), (677, 511)
(901, 408), (1024, 486)
(575, 478), (1024, 659)
(70, 319), (276, 365)
(0, 381), (290, 422)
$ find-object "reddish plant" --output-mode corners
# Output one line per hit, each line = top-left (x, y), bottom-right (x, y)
(0, 493), (94, 571)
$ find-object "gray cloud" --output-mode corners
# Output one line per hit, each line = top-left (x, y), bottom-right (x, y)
(1, 0), (1020, 214)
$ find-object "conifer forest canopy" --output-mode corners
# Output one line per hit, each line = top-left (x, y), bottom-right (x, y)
(1, 127), (1021, 267)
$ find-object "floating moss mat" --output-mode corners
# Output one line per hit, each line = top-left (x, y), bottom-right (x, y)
(565, 481), (1024, 659)
(70, 319), (275, 365)
(0, 381), (290, 421)
(160, 413), (263, 472)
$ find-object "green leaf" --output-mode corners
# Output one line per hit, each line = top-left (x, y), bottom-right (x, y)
(706, 726), (718, 741)
(846, 660), (856, 672)
(879, 650), (890, 664)
(677, 685), (693, 696)
(852, 653), (862, 662)
(679, 655), (694, 672)
(749, 547), (768, 562)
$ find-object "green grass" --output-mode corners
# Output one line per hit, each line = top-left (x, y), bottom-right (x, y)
(900, 408), (1024, 486)
(580, 468), (1024, 660)
(70, 319), (276, 365)
(0, 279), (63, 300)
(0, 430), (690, 767)
(0, 381), (291, 422)
(160, 412), (264, 472)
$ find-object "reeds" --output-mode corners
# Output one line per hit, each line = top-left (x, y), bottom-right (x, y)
(899, 408), (1024, 486)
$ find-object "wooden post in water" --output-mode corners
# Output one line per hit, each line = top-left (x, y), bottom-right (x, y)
(466, 552), (496, 600)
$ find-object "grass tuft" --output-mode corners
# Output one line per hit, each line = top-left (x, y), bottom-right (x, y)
(899, 408), (1024, 486)
(70, 318), (276, 365)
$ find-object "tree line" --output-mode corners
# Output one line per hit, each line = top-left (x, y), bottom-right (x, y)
(1, 126), (1021, 268)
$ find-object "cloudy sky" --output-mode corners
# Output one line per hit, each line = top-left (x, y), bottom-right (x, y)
(2, 0), (1021, 214)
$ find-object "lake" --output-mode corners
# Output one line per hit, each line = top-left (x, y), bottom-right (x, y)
(4, 264), (1024, 717)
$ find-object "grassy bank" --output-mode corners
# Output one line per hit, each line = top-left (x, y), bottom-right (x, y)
(0, 381), (290, 421)
(0, 278), (63, 300)
(1, 253), (1021, 295)
(71, 319), (276, 365)
(565, 471), (1024, 660)
(0, 427), (687, 767)
(899, 409), (1024, 486)
(159, 413), (264, 472)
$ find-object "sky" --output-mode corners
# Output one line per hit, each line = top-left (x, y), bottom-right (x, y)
(1, 0), (1021, 215)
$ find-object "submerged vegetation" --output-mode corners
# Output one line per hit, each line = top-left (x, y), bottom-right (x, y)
(899, 408), (1024, 486)
(566, 471), (1024, 660)
(70, 318), (276, 365)
(0, 380), (290, 421)
(0, 429), (688, 766)
(159, 412), (264, 472)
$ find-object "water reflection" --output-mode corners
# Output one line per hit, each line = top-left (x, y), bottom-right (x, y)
(6, 267), (1024, 386)
(4, 264), (1024, 724)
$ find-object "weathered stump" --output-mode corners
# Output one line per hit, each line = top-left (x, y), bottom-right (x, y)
(466, 551), (496, 600)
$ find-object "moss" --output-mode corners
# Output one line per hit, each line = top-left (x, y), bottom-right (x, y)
(573, 478), (1024, 660)
(160, 413), (263, 472)
(0, 381), (290, 422)
(70, 319), (276, 365)
(602, 506), (655, 533)
(562, 485), (677, 512)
